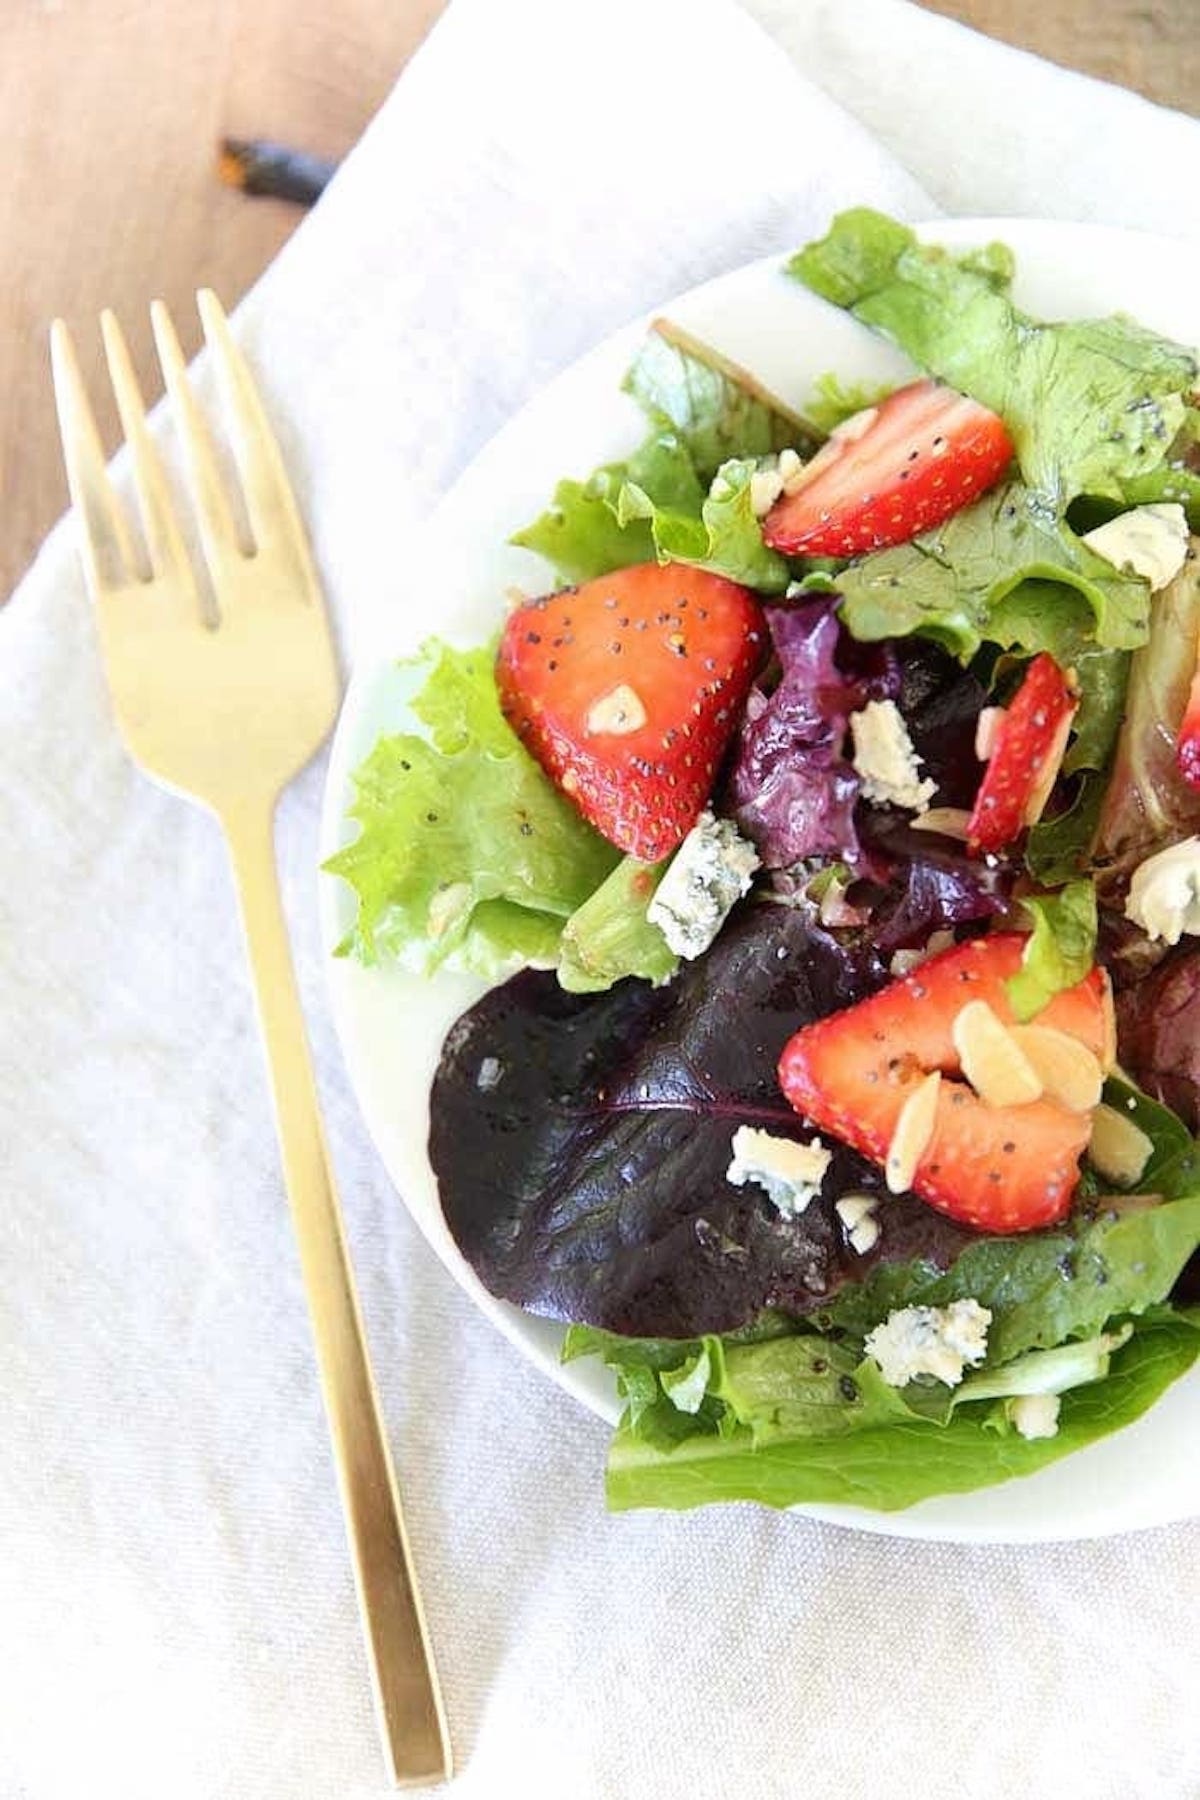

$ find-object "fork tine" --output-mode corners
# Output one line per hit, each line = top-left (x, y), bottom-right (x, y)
(196, 289), (312, 572)
(150, 299), (241, 593)
(100, 310), (198, 597)
(50, 320), (138, 595)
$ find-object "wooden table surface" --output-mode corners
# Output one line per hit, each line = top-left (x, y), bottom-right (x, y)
(2, 0), (1195, 604)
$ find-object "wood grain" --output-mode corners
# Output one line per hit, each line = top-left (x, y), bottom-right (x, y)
(0, 0), (442, 604)
(1, 0), (1195, 604)
(921, 0), (1199, 116)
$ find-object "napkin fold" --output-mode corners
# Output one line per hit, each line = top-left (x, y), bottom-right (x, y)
(3, 3), (1199, 1797)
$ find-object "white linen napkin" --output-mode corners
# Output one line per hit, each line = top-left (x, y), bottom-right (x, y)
(3, 3), (1199, 1796)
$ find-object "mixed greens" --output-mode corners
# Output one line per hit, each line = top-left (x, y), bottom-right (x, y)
(327, 209), (1200, 1515)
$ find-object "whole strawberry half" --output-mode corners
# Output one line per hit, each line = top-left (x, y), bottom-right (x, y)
(497, 562), (766, 860)
(763, 378), (1014, 559)
(779, 934), (1112, 1233)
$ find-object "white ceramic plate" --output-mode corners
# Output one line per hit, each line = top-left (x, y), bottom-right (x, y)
(319, 219), (1200, 1542)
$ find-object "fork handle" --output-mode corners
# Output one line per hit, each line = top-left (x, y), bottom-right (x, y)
(220, 798), (450, 1789)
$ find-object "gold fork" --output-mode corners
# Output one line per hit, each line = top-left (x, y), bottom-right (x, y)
(50, 294), (451, 1789)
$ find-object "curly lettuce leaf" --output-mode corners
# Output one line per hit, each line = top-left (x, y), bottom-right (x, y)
(325, 641), (618, 974)
(789, 207), (924, 308)
(510, 432), (701, 583)
(983, 589), (1128, 777)
(788, 209), (1197, 513)
(603, 1319), (1199, 1512)
(623, 318), (816, 479)
(714, 1323), (1130, 1442)
(1025, 778), (1107, 885)
(952, 1326), (1131, 1408)
(514, 323), (805, 589)
(563, 1326), (731, 1447)
(818, 1187), (1200, 1366)
(557, 855), (678, 994)
(1121, 465), (1200, 527)
(1124, 407), (1200, 526)
(1006, 879), (1098, 1023)
(572, 1177), (1200, 1510)
(555, 1056), (1200, 1510)
(819, 482), (1151, 660)
(615, 456), (790, 592)
(1067, 648), (1130, 775)
(803, 370), (897, 436)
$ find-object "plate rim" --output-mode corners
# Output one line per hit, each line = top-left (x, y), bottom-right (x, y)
(318, 216), (1200, 1543)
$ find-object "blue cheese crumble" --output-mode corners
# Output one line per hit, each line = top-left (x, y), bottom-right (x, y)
(1082, 503), (1188, 592)
(726, 1126), (832, 1218)
(647, 811), (759, 959)
(865, 1299), (992, 1388)
(1125, 836), (1200, 945)
(849, 699), (936, 813)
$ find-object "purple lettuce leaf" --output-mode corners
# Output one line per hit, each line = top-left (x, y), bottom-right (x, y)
(894, 641), (990, 810)
(1116, 945), (1200, 1132)
(430, 901), (975, 1339)
(859, 816), (1011, 952)
(726, 600), (898, 869)
(725, 602), (988, 869)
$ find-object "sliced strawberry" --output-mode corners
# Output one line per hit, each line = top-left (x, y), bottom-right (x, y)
(762, 379), (1014, 558)
(966, 654), (1078, 853)
(1177, 663), (1200, 790)
(497, 563), (765, 860)
(778, 934), (1110, 1232)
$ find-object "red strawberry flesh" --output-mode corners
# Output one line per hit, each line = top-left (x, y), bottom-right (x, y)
(778, 934), (1110, 1233)
(966, 653), (1078, 853)
(497, 562), (765, 860)
(763, 378), (1014, 559)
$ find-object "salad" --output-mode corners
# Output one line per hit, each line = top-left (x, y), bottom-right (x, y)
(327, 209), (1200, 1514)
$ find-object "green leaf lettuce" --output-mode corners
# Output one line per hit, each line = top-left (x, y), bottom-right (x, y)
(325, 641), (618, 975)
(513, 321), (807, 590)
(788, 209), (1197, 513)
(557, 855), (678, 994)
(1006, 879), (1098, 1023)
(813, 481), (1151, 660)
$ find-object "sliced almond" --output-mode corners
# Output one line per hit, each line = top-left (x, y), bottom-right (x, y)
(952, 1000), (1044, 1107)
(833, 405), (879, 444)
(1009, 1025), (1104, 1114)
(974, 706), (1005, 762)
(1098, 971), (1118, 1074)
(910, 807), (972, 840)
(834, 1193), (878, 1230)
(849, 1215), (881, 1254)
(584, 684), (647, 736)
(1022, 701), (1078, 828)
(886, 1070), (942, 1194)
(749, 467), (785, 517)
(1088, 1104), (1153, 1187)
(835, 1193), (882, 1255)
